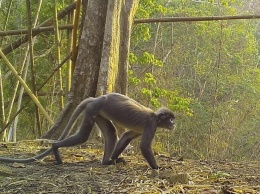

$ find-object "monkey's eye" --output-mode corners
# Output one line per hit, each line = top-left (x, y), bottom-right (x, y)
(170, 118), (174, 124)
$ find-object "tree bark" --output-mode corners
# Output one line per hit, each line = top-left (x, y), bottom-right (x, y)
(96, 0), (139, 95)
(42, 0), (138, 139)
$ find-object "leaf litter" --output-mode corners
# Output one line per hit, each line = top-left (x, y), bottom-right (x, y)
(0, 141), (259, 194)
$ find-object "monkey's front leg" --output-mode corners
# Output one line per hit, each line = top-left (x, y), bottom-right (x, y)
(140, 125), (159, 169)
(109, 131), (140, 165)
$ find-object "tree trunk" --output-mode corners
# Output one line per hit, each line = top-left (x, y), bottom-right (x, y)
(42, 0), (139, 139)
(96, 0), (138, 95)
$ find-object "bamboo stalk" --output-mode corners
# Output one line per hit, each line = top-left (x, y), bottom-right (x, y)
(65, 12), (74, 97)
(0, 67), (5, 140)
(0, 50), (54, 125)
(134, 15), (260, 24)
(26, 0), (42, 138)
(0, 0), (13, 141)
(0, 24), (74, 36)
(71, 0), (81, 73)
(54, 0), (64, 110)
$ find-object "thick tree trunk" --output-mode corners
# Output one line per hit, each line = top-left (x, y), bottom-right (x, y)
(42, 0), (139, 139)
(96, 0), (138, 95)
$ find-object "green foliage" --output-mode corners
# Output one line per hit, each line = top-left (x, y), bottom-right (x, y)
(129, 52), (191, 113)
(132, 0), (168, 44)
(131, 24), (151, 43)
(130, 1), (192, 115)
(128, 70), (141, 86)
(131, 0), (260, 161)
(130, 52), (163, 66)
(168, 96), (192, 116)
(136, 0), (168, 19)
(144, 73), (156, 85)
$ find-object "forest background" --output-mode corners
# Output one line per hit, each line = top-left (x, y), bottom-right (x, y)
(0, 0), (259, 162)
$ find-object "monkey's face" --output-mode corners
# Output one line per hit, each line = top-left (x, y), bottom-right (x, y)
(156, 108), (175, 130)
(159, 115), (175, 130)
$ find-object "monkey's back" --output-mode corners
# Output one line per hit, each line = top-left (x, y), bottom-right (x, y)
(98, 93), (155, 131)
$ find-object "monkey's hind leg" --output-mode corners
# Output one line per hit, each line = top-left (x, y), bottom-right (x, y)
(96, 116), (119, 165)
(52, 112), (95, 164)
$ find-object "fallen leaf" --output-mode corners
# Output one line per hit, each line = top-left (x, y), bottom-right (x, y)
(12, 162), (26, 168)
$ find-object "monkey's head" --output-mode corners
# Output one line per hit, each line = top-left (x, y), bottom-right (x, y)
(155, 107), (175, 130)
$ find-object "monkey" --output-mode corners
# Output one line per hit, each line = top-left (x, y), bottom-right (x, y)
(0, 93), (175, 169)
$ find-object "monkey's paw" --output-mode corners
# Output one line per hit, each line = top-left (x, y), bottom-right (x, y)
(114, 157), (126, 164)
(102, 158), (126, 165)
(54, 160), (63, 165)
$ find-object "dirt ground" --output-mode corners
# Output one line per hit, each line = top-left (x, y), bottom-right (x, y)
(0, 141), (259, 194)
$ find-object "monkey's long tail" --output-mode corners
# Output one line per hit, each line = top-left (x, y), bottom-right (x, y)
(0, 148), (52, 163)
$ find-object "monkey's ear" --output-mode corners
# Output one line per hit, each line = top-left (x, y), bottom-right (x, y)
(158, 112), (166, 120)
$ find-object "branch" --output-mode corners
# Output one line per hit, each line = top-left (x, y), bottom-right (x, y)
(134, 15), (260, 24)
(0, 25), (74, 36)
